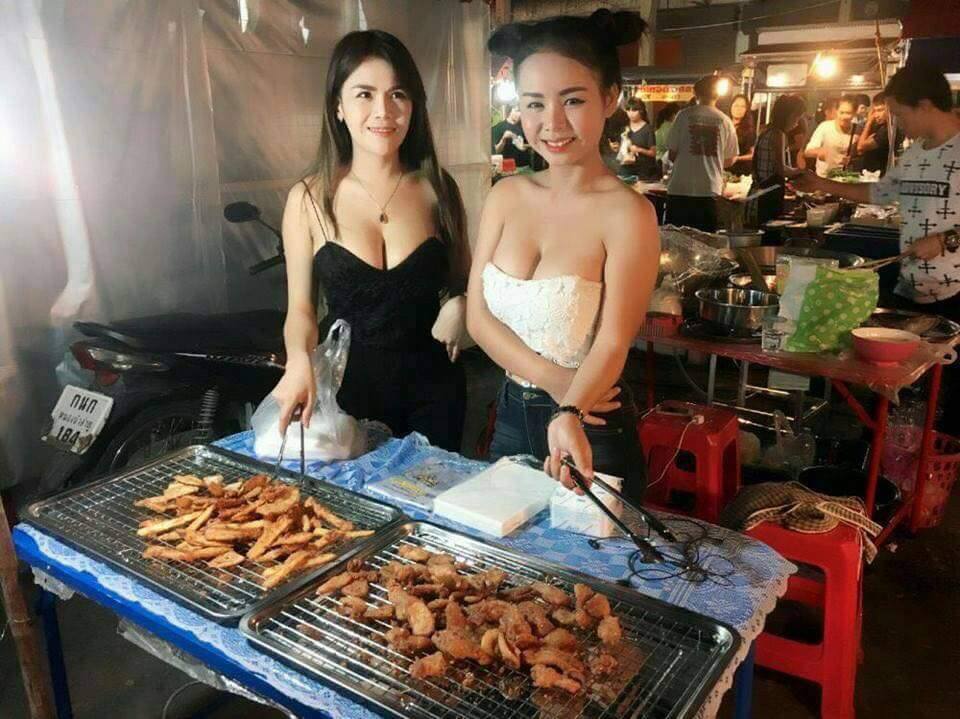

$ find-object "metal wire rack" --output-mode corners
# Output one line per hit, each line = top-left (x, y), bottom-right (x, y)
(242, 522), (739, 719)
(25, 445), (402, 623)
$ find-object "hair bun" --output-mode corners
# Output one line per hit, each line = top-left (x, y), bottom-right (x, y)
(588, 9), (647, 47)
(488, 23), (524, 56)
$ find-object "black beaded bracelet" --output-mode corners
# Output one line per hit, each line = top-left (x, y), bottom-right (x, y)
(550, 405), (584, 425)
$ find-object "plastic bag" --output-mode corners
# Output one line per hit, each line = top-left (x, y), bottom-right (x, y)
(760, 411), (815, 477)
(251, 319), (364, 461)
(779, 264), (878, 353)
(649, 274), (683, 316)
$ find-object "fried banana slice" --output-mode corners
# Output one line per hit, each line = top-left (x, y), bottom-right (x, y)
(246, 516), (292, 560)
(136, 511), (202, 537)
(262, 549), (310, 589)
(303, 552), (337, 570)
(134, 497), (174, 514)
(143, 545), (190, 561)
(208, 550), (245, 569)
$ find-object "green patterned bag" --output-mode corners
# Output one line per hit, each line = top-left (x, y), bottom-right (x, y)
(783, 266), (878, 352)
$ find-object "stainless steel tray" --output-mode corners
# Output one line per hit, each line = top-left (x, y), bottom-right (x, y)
(241, 522), (740, 719)
(25, 445), (404, 623)
(865, 308), (960, 343)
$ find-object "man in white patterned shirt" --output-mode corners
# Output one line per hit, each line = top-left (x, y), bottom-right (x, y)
(795, 61), (960, 435)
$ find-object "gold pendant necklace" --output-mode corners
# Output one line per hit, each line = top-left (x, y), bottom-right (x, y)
(351, 171), (405, 224)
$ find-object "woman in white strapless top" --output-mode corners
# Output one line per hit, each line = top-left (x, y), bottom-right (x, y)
(467, 11), (660, 499)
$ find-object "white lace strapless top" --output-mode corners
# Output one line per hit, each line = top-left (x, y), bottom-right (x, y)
(482, 262), (603, 371)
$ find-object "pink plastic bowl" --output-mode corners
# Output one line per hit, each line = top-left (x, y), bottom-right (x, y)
(851, 328), (920, 366)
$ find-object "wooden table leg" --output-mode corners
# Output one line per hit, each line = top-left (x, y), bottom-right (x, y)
(911, 364), (943, 532)
(0, 494), (57, 719)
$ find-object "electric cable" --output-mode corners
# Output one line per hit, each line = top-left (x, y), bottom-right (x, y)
(161, 681), (203, 719)
(659, 1), (840, 32)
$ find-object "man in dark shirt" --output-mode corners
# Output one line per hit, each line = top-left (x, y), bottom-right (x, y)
(491, 106), (529, 168)
(855, 92), (904, 175)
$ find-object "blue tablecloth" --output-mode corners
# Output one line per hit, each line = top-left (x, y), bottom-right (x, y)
(14, 429), (794, 719)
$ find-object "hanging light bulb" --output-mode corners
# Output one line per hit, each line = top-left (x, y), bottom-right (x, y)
(715, 77), (731, 97)
(495, 79), (517, 104)
(813, 54), (839, 79)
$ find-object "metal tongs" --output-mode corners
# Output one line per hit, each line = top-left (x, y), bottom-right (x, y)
(272, 407), (307, 486)
(559, 456), (672, 564)
(844, 248), (914, 272)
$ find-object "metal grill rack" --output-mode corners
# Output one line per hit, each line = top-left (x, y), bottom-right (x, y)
(242, 522), (739, 719)
(25, 445), (402, 623)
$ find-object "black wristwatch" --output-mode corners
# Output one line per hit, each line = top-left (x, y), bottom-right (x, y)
(944, 228), (959, 253)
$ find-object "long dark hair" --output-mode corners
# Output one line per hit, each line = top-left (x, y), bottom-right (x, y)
(303, 30), (468, 294)
(768, 94), (806, 132)
(625, 97), (648, 122)
(488, 9), (647, 93)
(729, 94), (755, 137)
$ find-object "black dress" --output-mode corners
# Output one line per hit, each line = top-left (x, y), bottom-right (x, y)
(619, 125), (659, 180)
(314, 237), (466, 452)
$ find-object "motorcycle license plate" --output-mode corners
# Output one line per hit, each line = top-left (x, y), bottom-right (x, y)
(42, 385), (113, 455)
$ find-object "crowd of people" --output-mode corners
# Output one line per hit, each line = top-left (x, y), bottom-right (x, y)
(490, 77), (917, 232)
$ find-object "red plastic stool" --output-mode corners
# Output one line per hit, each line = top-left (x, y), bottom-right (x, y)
(747, 522), (863, 719)
(638, 401), (740, 523)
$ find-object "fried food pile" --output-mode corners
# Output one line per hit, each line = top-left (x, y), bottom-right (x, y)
(135, 473), (372, 589)
(315, 543), (622, 695)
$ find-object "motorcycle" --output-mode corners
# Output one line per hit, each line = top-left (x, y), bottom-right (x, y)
(40, 201), (287, 490)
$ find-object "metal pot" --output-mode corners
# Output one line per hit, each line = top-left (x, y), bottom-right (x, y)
(695, 288), (780, 333)
(719, 230), (763, 248)
(729, 273), (778, 293)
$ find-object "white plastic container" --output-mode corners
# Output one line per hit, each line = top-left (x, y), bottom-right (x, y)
(432, 458), (558, 537)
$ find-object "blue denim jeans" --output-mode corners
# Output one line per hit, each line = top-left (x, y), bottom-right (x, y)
(488, 379), (647, 502)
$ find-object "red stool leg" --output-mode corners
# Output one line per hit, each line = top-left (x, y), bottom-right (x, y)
(818, 538), (861, 719)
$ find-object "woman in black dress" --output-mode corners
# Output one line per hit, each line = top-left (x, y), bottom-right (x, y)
(271, 31), (470, 451)
(752, 94), (806, 224)
(618, 97), (659, 180)
(727, 94), (756, 177)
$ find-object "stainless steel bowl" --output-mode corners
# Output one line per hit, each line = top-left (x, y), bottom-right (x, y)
(729, 273), (778, 293)
(695, 288), (780, 333)
(719, 230), (764, 248)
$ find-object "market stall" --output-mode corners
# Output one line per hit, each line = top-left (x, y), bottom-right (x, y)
(11, 429), (794, 719)
(638, 318), (959, 545)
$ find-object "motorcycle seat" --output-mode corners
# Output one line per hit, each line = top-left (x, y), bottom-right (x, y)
(75, 311), (286, 354)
